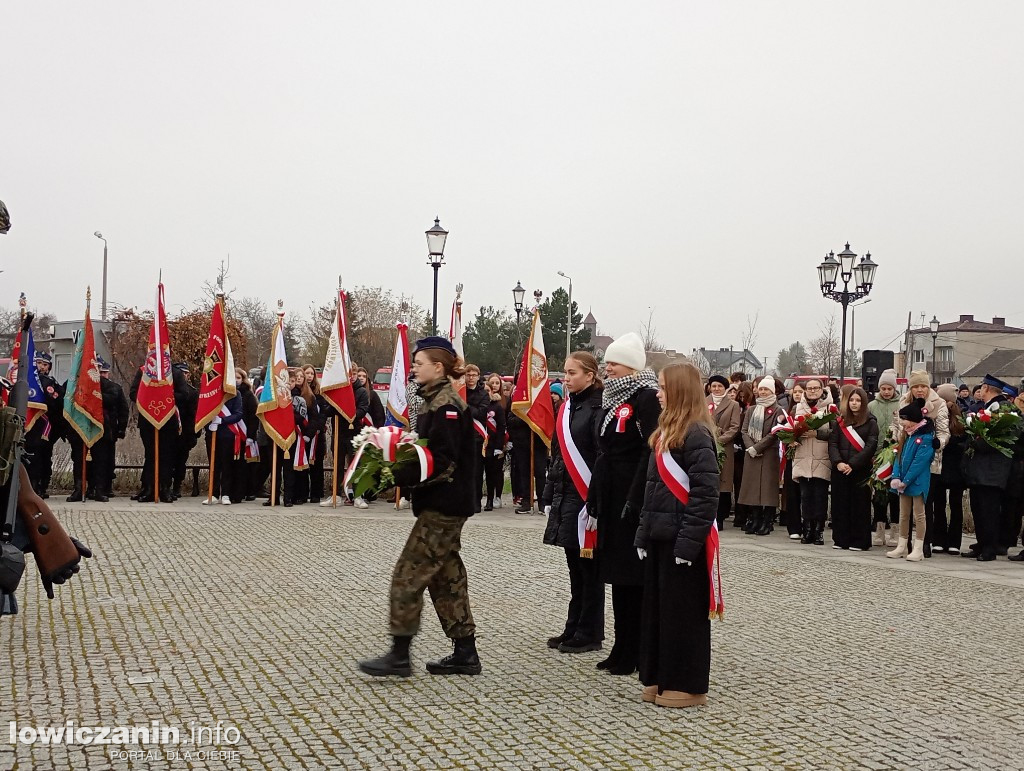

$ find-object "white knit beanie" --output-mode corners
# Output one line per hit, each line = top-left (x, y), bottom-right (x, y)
(603, 332), (646, 371)
(758, 376), (776, 392)
(878, 369), (897, 388)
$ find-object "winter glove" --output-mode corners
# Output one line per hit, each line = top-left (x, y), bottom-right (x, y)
(675, 557), (692, 566)
(543, 505), (551, 516)
(209, 416), (222, 429)
(746, 446), (759, 458)
(636, 548), (647, 560)
(40, 537), (92, 600)
(585, 515), (597, 532)
(932, 437), (941, 450)
(890, 478), (905, 491)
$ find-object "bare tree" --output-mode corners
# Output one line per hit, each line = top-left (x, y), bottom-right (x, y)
(740, 311), (760, 353)
(640, 307), (664, 352)
(807, 314), (840, 375)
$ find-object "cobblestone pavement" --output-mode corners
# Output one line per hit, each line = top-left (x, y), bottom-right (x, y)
(2, 499), (1024, 770)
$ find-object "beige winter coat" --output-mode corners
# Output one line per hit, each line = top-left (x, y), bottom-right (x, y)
(790, 389), (834, 482)
(899, 389), (950, 473)
(708, 395), (741, 494)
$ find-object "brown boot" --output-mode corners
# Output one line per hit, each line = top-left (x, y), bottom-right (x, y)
(654, 690), (707, 708)
(641, 685), (658, 704)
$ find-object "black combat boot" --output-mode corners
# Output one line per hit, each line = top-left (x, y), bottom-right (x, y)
(800, 521), (814, 544)
(66, 490), (84, 503)
(358, 636), (413, 677)
(813, 525), (825, 546)
(170, 481), (182, 501)
(756, 512), (773, 536)
(426, 635), (482, 675)
(744, 511), (760, 534)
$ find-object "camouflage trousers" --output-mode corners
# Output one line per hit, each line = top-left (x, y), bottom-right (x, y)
(389, 509), (476, 639)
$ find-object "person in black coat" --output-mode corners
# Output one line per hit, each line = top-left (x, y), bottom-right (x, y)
(334, 372), (370, 503)
(357, 368), (386, 428)
(543, 352), (605, 654)
(483, 373), (508, 510)
(90, 359), (128, 501)
(634, 363), (720, 708)
(23, 352), (65, 498)
(233, 370), (261, 501)
(170, 362), (199, 500)
(203, 389), (244, 505)
(301, 365), (328, 503)
(129, 363), (193, 502)
(827, 387), (879, 550)
(591, 333), (661, 675)
(929, 396), (967, 555)
(464, 364), (491, 514)
(358, 337), (482, 678)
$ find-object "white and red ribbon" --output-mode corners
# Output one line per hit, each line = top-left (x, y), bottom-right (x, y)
(837, 418), (866, 451)
(655, 445), (725, 621)
(221, 403), (247, 459)
(342, 425), (434, 492)
(615, 403), (633, 433)
(555, 402), (595, 555)
(875, 461), (893, 481)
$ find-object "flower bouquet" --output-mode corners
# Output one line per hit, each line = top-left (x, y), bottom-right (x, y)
(960, 401), (1023, 458)
(867, 440), (897, 494)
(771, 404), (838, 459)
(343, 425), (433, 499)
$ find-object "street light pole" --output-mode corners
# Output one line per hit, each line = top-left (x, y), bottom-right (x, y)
(557, 271), (572, 364)
(425, 217), (448, 336)
(94, 231), (108, 321)
(929, 316), (940, 381)
(850, 298), (872, 365)
(818, 245), (878, 383)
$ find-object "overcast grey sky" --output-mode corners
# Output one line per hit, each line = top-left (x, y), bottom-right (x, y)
(3, 2), (1022, 369)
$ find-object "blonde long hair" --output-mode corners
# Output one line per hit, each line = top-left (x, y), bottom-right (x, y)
(649, 363), (716, 451)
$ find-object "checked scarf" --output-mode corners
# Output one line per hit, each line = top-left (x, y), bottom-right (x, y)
(601, 368), (659, 435)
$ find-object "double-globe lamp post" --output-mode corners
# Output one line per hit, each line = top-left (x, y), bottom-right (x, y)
(817, 244), (878, 383)
(425, 217), (448, 336)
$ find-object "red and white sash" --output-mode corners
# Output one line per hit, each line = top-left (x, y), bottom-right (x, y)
(473, 418), (488, 440)
(655, 445), (725, 621)
(837, 417), (866, 451)
(222, 404), (247, 459)
(555, 401), (596, 557)
(875, 460), (893, 481)
(245, 439), (260, 464)
(293, 434), (310, 471)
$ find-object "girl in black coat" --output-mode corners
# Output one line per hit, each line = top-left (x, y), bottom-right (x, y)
(543, 352), (605, 654)
(928, 399), (967, 554)
(233, 370), (261, 501)
(827, 387), (880, 550)
(592, 346), (660, 676)
(301, 365), (328, 503)
(483, 373), (507, 510)
(634, 362), (720, 709)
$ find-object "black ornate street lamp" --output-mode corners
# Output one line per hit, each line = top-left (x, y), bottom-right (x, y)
(512, 281), (525, 324)
(818, 244), (878, 382)
(425, 217), (448, 335)
(930, 315), (940, 380)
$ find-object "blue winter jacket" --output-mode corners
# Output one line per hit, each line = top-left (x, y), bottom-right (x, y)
(892, 422), (935, 498)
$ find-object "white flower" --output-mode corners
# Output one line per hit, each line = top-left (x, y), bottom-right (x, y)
(966, 415), (974, 426)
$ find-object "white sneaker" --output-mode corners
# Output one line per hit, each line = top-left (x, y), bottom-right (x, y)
(319, 498), (338, 508)
(831, 545), (842, 550)
(397, 498), (410, 510)
(493, 498), (502, 509)
(850, 547), (864, 552)
(354, 497), (369, 509)
(947, 547), (960, 555)
(789, 533), (801, 540)
(221, 495), (231, 505)
(201, 498), (215, 506)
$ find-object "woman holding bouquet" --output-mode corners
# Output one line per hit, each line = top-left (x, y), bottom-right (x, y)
(827, 387), (878, 549)
(782, 382), (804, 539)
(792, 379), (834, 546)
(634, 362), (720, 708)
(738, 376), (787, 536)
(543, 351), (605, 655)
(358, 337), (482, 678)
(591, 334), (660, 675)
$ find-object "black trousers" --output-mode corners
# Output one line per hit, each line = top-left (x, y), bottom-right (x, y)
(139, 422), (175, 495)
(308, 434), (324, 501)
(206, 432), (236, 499)
(610, 584), (643, 667)
(268, 446), (295, 504)
(800, 478), (829, 528)
(561, 547), (604, 643)
(89, 435), (113, 494)
(473, 440), (485, 504)
(638, 541), (711, 695)
(716, 493), (731, 529)
(999, 492), (1023, 549)
(485, 451), (504, 502)
(513, 439), (548, 505)
(969, 486), (1002, 559)
(873, 490), (899, 526)
(830, 473), (871, 549)
(172, 434), (196, 488)
(24, 428), (55, 494)
(928, 479), (964, 551)
(784, 475), (802, 535)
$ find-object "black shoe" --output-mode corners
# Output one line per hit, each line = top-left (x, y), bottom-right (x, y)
(66, 491), (84, 502)
(263, 499), (275, 507)
(977, 552), (997, 562)
(756, 516), (773, 536)
(170, 483), (182, 500)
(596, 645), (621, 671)
(547, 632), (571, 650)
(94, 494), (109, 503)
(813, 528), (824, 546)
(310, 498), (320, 504)
(996, 546), (1008, 556)
(40, 491), (49, 500)
(516, 505), (532, 514)
(608, 659), (638, 676)
(85, 488), (97, 500)
(426, 636), (482, 675)
(484, 500), (494, 512)
(743, 515), (759, 534)
(923, 543), (932, 558)
(159, 491), (173, 503)
(1008, 551), (1024, 562)
(961, 551), (980, 559)
(558, 637), (602, 654)
(358, 636), (413, 677)
(283, 500), (293, 508)
(800, 526), (814, 545)
(245, 495), (256, 501)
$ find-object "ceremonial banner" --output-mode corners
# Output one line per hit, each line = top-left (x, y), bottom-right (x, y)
(449, 292), (466, 400)
(320, 288), (357, 425)
(9, 326), (47, 431)
(257, 316), (296, 453)
(384, 321), (410, 428)
(195, 296), (237, 431)
(62, 299), (104, 448)
(136, 283), (176, 429)
(511, 309), (555, 447)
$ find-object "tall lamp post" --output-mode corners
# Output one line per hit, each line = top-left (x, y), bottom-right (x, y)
(557, 270), (573, 363)
(818, 244), (878, 383)
(94, 231), (108, 321)
(425, 217), (448, 335)
(512, 281), (525, 324)
(929, 315), (940, 380)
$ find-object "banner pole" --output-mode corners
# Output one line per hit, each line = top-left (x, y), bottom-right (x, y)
(82, 445), (88, 500)
(271, 446), (278, 506)
(154, 431), (160, 503)
(206, 430), (216, 503)
(395, 486), (401, 510)
(331, 415), (339, 507)
(529, 437), (535, 514)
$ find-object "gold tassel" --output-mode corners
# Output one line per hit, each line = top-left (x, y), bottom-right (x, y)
(580, 548), (593, 559)
(284, 450), (290, 459)
(86, 450), (92, 461)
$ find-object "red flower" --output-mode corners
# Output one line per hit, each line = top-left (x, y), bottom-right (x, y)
(980, 413), (992, 423)
(810, 407), (818, 414)
(796, 415), (806, 423)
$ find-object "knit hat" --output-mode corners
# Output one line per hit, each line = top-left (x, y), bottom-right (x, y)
(413, 336), (457, 358)
(708, 375), (729, 389)
(878, 369), (897, 389)
(936, 383), (957, 403)
(603, 332), (646, 371)
(898, 397), (926, 423)
(909, 370), (930, 388)
(550, 382), (564, 398)
(758, 375), (776, 392)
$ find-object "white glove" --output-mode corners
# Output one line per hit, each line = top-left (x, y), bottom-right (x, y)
(585, 515), (598, 532)
(637, 548), (647, 560)
(675, 557), (692, 566)
(746, 446), (759, 458)
(209, 416), (222, 428)
(543, 505), (551, 516)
